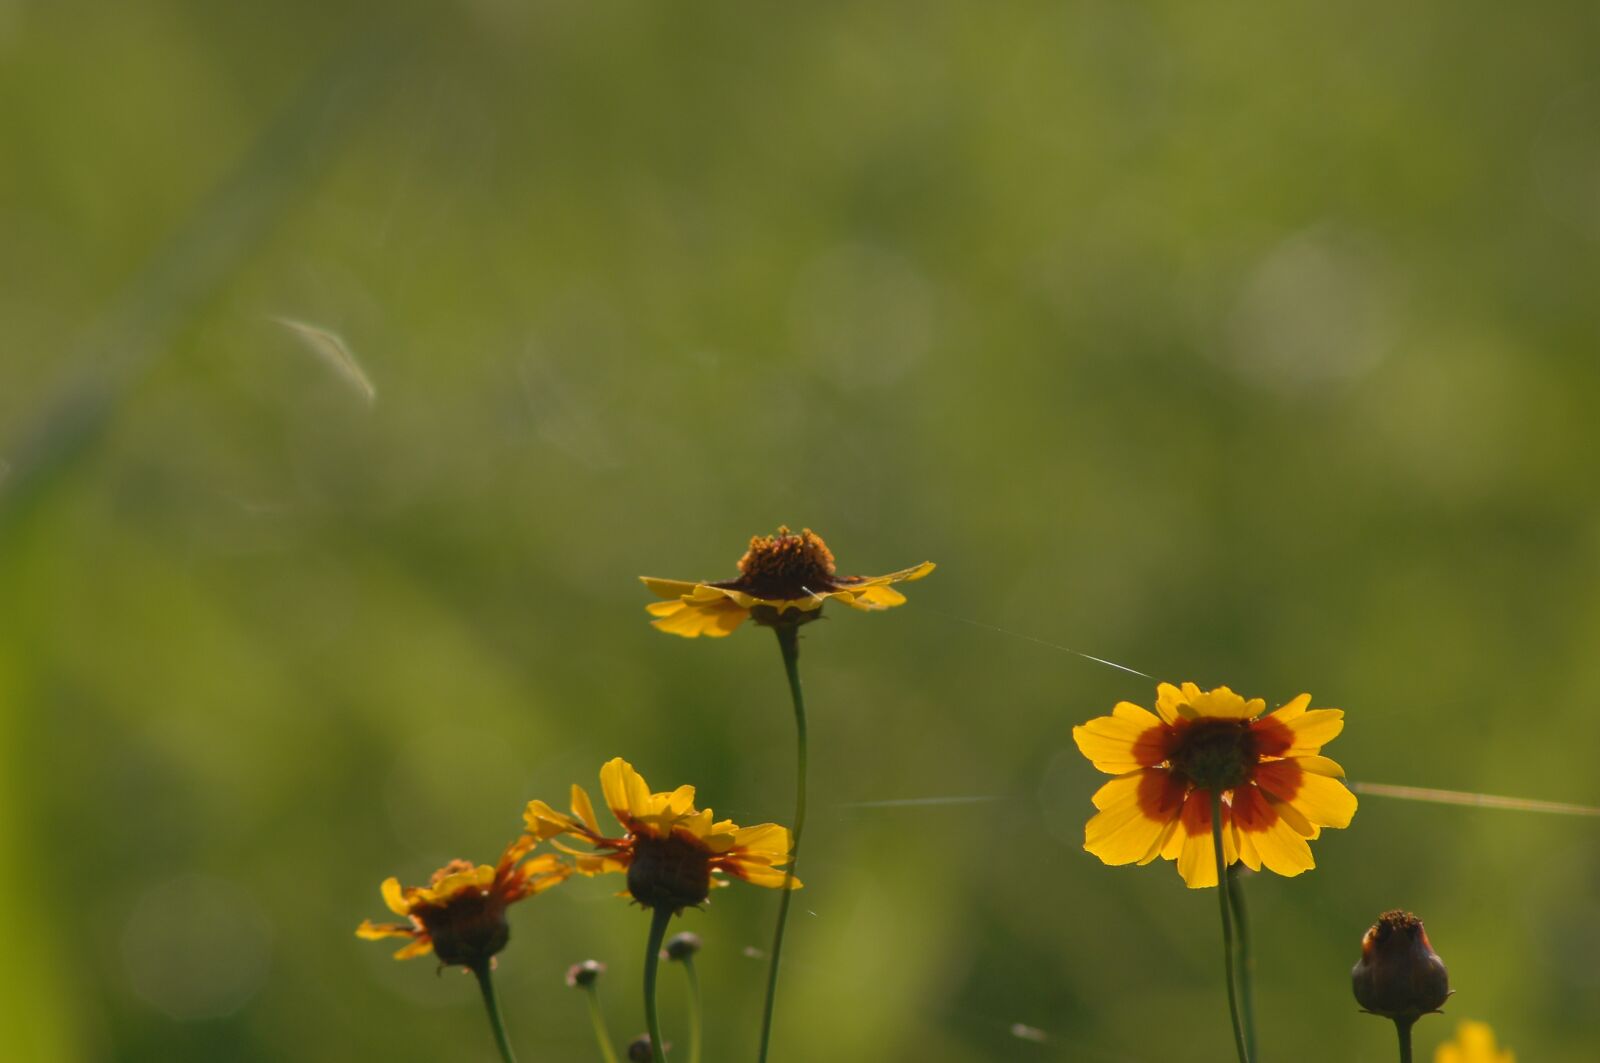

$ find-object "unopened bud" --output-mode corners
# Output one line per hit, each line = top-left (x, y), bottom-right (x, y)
(663, 932), (702, 962)
(1352, 910), (1451, 1020)
(627, 1034), (668, 1061)
(565, 959), (605, 988)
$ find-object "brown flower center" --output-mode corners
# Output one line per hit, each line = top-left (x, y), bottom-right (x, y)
(729, 526), (838, 599)
(1169, 718), (1259, 791)
(627, 833), (713, 913)
(414, 889), (510, 968)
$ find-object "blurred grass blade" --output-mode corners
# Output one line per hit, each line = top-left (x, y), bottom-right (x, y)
(1352, 781), (1600, 817)
(274, 317), (377, 402)
(0, 27), (396, 541)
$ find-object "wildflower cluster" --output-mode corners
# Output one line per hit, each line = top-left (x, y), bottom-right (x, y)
(355, 525), (1525, 1063)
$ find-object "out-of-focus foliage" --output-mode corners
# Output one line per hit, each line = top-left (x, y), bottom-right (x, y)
(4, 1), (1599, 1060)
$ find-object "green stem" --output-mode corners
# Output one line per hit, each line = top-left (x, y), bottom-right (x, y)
(1210, 791), (1251, 1063)
(472, 962), (519, 1063)
(643, 907), (674, 1063)
(757, 623), (808, 1063)
(582, 986), (619, 1063)
(1395, 1018), (1415, 1063)
(681, 955), (702, 1063)
(1227, 864), (1258, 1061)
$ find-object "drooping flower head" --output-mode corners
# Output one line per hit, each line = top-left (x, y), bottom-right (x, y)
(356, 835), (571, 967)
(1435, 1021), (1514, 1063)
(1073, 682), (1358, 888)
(641, 526), (934, 637)
(524, 757), (799, 912)
(1352, 909), (1452, 1020)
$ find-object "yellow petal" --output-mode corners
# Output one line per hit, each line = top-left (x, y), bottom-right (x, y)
(1268, 693), (1311, 723)
(1292, 754), (1346, 778)
(851, 561), (936, 585)
(840, 583), (907, 610)
(1073, 709), (1169, 774)
(1154, 683), (1188, 723)
(393, 937), (435, 960)
(730, 823), (791, 857)
(381, 877), (408, 916)
(356, 919), (414, 941)
(724, 860), (802, 889)
(661, 784), (697, 816)
(1282, 768), (1358, 829)
(1283, 709), (1345, 755)
(1084, 771), (1182, 867)
(1244, 813), (1315, 877)
(524, 799), (578, 840)
(1186, 685), (1263, 720)
(648, 597), (750, 638)
(601, 757), (654, 824)
(570, 785), (601, 834)
(640, 576), (702, 600)
(1177, 827), (1221, 888)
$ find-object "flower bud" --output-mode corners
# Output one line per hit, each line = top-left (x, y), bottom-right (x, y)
(627, 1034), (667, 1061)
(1351, 910), (1451, 1020)
(565, 959), (605, 988)
(663, 932), (702, 962)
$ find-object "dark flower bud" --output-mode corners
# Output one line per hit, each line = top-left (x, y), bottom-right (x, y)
(627, 1034), (668, 1061)
(663, 932), (702, 962)
(565, 959), (605, 988)
(1352, 910), (1451, 1020)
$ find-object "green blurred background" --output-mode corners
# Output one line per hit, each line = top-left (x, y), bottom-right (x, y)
(4, 1), (1599, 1059)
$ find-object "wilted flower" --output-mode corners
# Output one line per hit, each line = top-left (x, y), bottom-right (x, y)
(356, 836), (570, 967)
(1073, 682), (1358, 887)
(1352, 910), (1452, 1020)
(641, 526), (934, 637)
(524, 757), (799, 912)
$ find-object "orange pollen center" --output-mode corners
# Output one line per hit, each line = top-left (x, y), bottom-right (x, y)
(733, 526), (837, 598)
(1169, 718), (1258, 791)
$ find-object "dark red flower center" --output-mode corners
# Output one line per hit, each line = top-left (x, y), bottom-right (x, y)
(1169, 718), (1260, 791)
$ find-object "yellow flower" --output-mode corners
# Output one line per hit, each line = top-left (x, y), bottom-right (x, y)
(1436, 1021), (1515, 1063)
(641, 525), (934, 637)
(524, 757), (799, 911)
(1072, 682), (1358, 888)
(356, 835), (571, 966)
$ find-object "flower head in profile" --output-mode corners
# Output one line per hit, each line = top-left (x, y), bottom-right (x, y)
(1073, 682), (1358, 888)
(524, 757), (799, 912)
(356, 836), (571, 967)
(641, 526), (934, 637)
(1435, 1021), (1514, 1063)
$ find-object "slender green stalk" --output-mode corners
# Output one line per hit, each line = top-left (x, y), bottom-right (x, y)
(643, 907), (674, 1063)
(582, 986), (619, 1063)
(757, 623), (808, 1063)
(1226, 864), (1258, 1061)
(681, 954), (703, 1063)
(1210, 791), (1251, 1063)
(472, 963), (519, 1063)
(1395, 1018), (1415, 1063)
